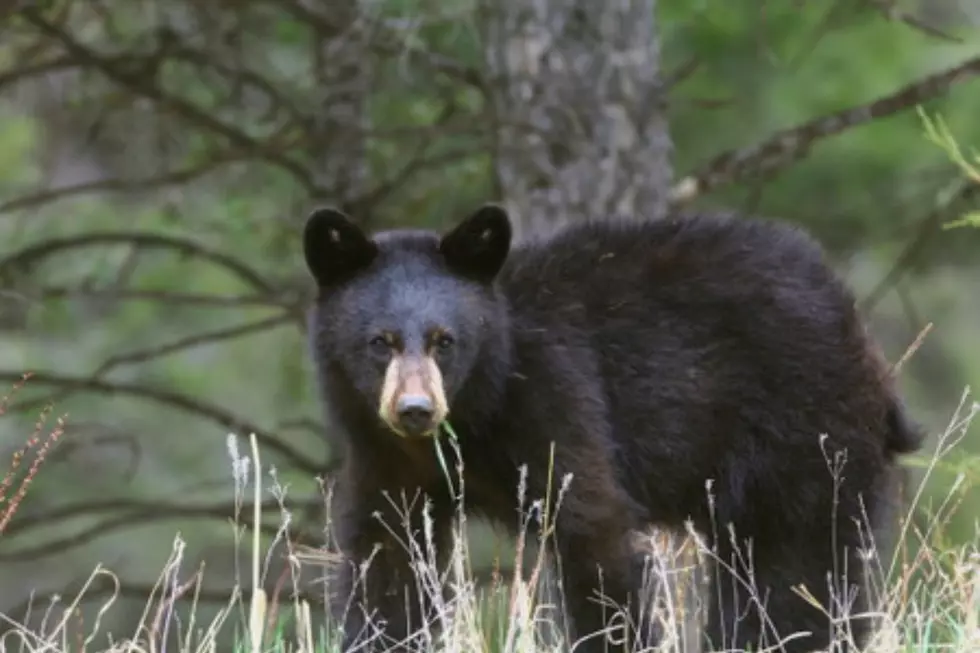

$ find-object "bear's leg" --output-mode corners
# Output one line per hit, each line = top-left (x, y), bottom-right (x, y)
(552, 526), (657, 653)
(704, 530), (874, 653)
(528, 448), (660, 653)
(329, 484), (455, 653)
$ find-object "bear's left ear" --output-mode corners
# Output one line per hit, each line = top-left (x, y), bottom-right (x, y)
(439, 203), (512, 283)
(303, 207), (378, 288)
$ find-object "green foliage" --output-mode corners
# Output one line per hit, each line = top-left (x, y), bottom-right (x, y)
(919, 106), (980, 229)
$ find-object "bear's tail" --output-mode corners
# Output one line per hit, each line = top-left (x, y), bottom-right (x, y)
(885, 398), (927, 455)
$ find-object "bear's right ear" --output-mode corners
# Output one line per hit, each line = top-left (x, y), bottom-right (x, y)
(303, 207), (378, 287)
(439, 203), (512, 283)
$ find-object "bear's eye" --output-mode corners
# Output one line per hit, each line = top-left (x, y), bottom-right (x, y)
(435, 333), (455, 351)
(368, 335), (390, 353)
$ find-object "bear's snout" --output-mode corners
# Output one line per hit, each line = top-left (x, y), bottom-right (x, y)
(377, 353), (449, 438)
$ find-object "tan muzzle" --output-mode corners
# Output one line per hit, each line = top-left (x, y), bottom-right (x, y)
(378, 353), (449, 437)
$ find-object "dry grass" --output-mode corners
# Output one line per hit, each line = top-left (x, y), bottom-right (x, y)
(0, 391), (977, 653)
(1, 374), (65, 534)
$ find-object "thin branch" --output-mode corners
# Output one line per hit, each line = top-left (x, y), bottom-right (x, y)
(272, 0), (486, 92)
(2, 496), (318, 542)
(166, 46), (308, 126)
(30, 288), (291, 308)
(353, 144), (481, 214)
(275, 417), (327, 437)
(0, 158), (240, 215)
(0, 47), (218, 95)
(860, 177), (980, 312)
(92, 313), (294, 376)
(781, 0), (856, 73)
(10, 313), (296, 419)
(0, 371), (324, 476)
(18, 7), (322, 197)
(0, 232), (277, 294)
(670, 54), (980, 204)
(0, 55), (77, 92)
(42, 427), (143, 483)
(0, 514), (269, 563)
(661, 55), (701, 93)
(865, 0), (963, 43)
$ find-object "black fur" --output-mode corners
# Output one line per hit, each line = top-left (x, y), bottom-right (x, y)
(304, 205), (925, 653)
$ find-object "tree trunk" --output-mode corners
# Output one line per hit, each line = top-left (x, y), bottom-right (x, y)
(305, 4), (372, 210)
(481, 0), (673, 238)
(480, 2), (699, 648)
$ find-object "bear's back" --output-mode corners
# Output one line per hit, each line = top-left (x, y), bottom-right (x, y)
(497, 210), (851, 331)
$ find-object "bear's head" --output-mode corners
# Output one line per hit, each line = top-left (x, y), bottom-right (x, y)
(303, 204), (512, 440)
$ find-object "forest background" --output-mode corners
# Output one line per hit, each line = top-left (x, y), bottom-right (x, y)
(0, 1), (979, 651)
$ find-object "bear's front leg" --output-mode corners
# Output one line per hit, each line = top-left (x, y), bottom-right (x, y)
(551, 489), (660, 653)
(517, 439), (661, 653)
(328, 474), (453, 653)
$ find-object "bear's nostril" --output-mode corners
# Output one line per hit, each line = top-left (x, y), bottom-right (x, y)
(395, 394), (435, 435)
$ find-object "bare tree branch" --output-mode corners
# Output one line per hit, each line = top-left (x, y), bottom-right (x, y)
(0, 232), (278, 295)
(18, 6), (323, 198)
(42, 425), (143, 483)
(271, 0), (486, 91)
(164, 45), (309, 126)
(865, 0), (963, 43)
(0, 371), (325, 476)
(0, 158), (245, 214)
(860, 177), (980, 312)
(93, 313), (295, 376)
(670, 53), (980, 204)
(7, 313), (297, 418)
(27, 288), (290, 308)
(1, 496), (320, 549)
(0, 55), (77, 93)
(354, 144), (483, 215)
(0, 515), (266, 563)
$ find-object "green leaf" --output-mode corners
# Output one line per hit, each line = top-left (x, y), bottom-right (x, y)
(942, 211), (980, 230)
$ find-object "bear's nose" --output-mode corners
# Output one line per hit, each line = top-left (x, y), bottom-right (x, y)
(395, 394), (435, 436)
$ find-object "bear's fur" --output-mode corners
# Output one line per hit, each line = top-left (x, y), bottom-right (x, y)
(303, 204), (924, 653)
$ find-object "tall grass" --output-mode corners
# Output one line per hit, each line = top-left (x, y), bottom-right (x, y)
(0, 388), (976, 653)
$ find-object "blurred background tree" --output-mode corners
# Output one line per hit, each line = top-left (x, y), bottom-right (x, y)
(0, 0), (978, 649)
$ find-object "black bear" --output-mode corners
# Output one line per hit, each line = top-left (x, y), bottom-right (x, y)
(303, 204), (924, 653)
